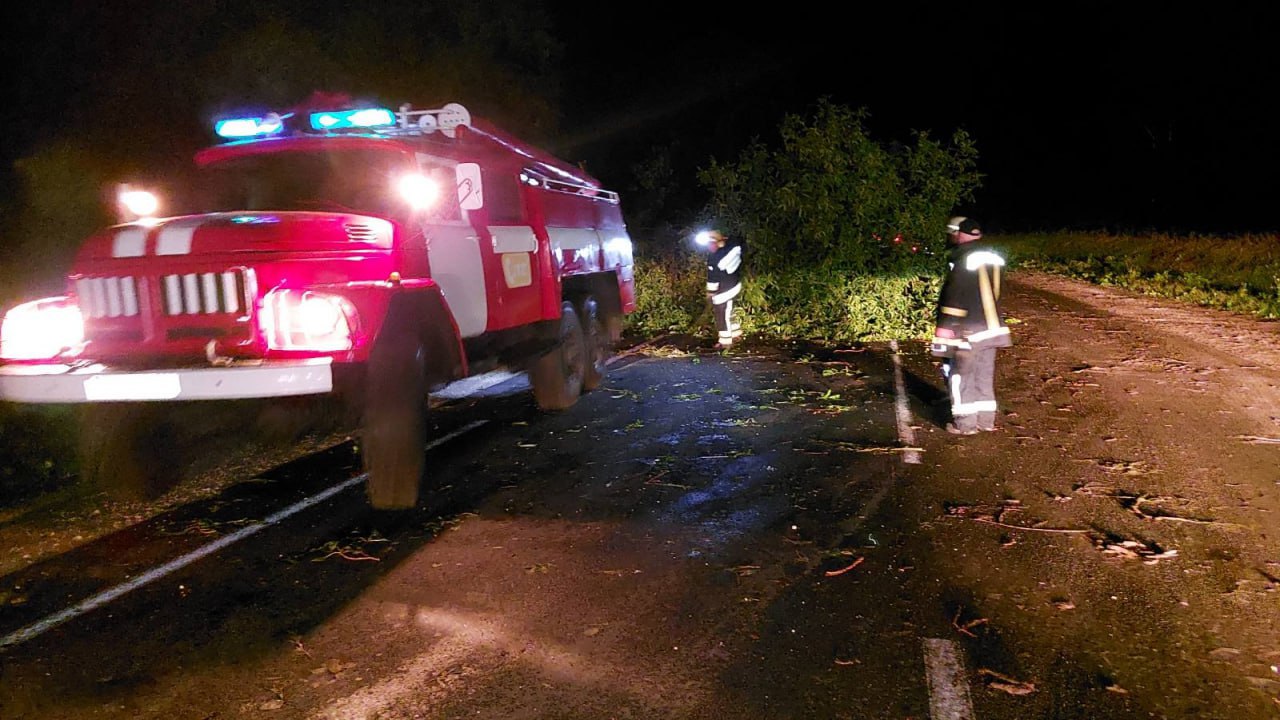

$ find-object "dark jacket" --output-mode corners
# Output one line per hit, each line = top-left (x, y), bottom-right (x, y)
(932, 242), (1012, 351)
(706, 239), (743, 305)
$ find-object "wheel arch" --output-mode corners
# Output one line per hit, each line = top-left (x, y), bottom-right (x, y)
(372, 285), (467, 388)
(562, 271), (624, 340)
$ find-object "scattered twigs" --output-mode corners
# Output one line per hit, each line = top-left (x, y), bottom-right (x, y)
(800, 439), (919, 455)
(290, 634), (313, 658)
(1120, 494), (1240, 527)
(945, 502), (1090, 534)
(978, 668), (1037, 695)
(823, 557), (864, 577)
(315, 549), (379, 562)
(952, 608), (988, 638)
(967, 518), (1092, 534)
(1235, 435), (1280, 445)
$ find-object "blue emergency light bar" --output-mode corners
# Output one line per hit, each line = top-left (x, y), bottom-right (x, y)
(309, 107), (396, 131)
(214, 114), (286, 139)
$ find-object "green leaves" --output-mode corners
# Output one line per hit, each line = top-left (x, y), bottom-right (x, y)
(697, 99), (981, 276)
(628, 257), (942, 342)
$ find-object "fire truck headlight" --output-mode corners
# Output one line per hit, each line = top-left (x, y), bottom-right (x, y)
(118, 186), (161, 220)
(262, 289), (357, 352)
(397, 173), (440, 211)
(1, 297), (84, 361)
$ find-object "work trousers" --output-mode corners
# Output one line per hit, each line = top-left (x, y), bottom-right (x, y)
(948, 346), (998, 431)
(713, 299), (740, 346)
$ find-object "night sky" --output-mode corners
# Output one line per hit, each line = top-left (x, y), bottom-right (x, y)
(551, 5), (1280, 234)
(5, 4), (1280, 235)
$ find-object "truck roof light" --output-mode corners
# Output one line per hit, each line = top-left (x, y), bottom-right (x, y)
(310, 107), (396, 131)
(119, 189), (159, 218)
(214, 113), (286, 139)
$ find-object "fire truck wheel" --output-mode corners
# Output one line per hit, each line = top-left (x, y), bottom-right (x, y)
(362, 335), (428, 510)
(75, 403), (174, 500)
(531, 301), (586, 411)
(579, 296), (611, 391)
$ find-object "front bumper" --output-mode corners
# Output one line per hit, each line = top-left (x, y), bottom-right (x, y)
(0, 358), (333, 403)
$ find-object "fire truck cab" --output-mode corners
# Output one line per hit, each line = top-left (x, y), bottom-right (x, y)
(0, 98), (636, 509)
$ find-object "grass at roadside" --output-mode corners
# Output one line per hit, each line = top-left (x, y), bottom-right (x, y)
(628, 229), (1280, 348)
(995, 231), (1280, 319)
(629, 251), (942, 343)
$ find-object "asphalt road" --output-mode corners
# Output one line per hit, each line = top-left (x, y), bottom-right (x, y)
(2, 270), (1280, 719)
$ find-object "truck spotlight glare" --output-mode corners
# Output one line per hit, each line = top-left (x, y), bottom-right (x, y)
(1, 297), (84, 361)
(397, 173), (440, 210)
(119, 188), (160, 218)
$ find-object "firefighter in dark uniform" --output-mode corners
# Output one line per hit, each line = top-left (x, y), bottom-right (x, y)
(698, 230), (743, 348)
(930, 216), (1012, 434)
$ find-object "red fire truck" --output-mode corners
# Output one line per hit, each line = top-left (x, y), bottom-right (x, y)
(0, 98), (636, 509)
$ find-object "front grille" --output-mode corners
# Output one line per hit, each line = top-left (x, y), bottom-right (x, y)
(161, 269), (250, 316)
(76, 276), (141, 318)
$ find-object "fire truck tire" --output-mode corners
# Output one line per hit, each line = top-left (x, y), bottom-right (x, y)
(531, 301), (586, 411)
(362, 335), (428, 510)
(579, 296), (611, 391)
(75, 403), (172, 500)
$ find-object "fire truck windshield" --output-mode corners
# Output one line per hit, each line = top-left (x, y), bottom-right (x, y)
(185, 148), (420, 218)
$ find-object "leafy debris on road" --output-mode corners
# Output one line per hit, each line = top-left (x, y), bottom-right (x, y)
(312, 540), (381, 562)
(1089, 533), (1179, 564)
(311, 533), (388, 563)
(643, 345), (695, 359)
(1094, 459), (1160, 476)
(797, 439), (911, 455)
(158, 518), (227, 537)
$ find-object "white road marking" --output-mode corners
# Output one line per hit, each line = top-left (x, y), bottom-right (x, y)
(922, 638), (975, 720)
(0, 419), (489, 651)
(889, 340), (921, 464)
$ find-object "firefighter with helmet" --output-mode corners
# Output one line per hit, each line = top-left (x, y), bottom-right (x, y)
(930, 216), (1012, 434)
(697, 229), (743, 348)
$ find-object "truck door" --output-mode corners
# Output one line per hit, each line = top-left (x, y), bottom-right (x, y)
(425, 223), (487, 338)
(478, 168), (543, 331)
(418, 155), (487, 338)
